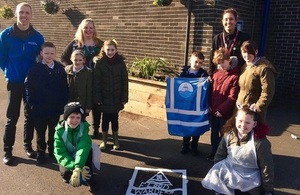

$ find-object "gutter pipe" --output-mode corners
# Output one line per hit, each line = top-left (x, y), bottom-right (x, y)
(183, 0), (192, 66)
(258, 0), (270, 57)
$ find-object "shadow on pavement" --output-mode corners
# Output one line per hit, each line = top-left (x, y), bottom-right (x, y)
(267, 103), (300, 137)
(273, 154), (300, 194)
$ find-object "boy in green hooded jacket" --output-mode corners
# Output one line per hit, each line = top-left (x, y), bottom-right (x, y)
(54, 102), (100, 192)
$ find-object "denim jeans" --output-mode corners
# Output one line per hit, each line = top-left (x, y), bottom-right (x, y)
(3, 82), (34, 153)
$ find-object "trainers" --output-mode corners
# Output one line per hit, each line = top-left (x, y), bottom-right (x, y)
(206, 153), (215, 162)
(25, 147), (37, 158)
(3, 152), (13, 165)
(180, 146), (189, 154)
(36, 152), (45, 164)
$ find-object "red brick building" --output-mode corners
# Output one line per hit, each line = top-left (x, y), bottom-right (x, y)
(0, 0), (299, 104)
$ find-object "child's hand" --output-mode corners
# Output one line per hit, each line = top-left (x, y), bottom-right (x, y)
(208, 76), (212, 82)
(215, 111), (222, 117)
(164, 75), (169, 82)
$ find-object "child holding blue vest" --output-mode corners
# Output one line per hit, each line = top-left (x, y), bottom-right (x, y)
(179, 51), (208, 156)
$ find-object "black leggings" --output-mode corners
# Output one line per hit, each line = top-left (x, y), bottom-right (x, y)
(101, 112), (119, 132)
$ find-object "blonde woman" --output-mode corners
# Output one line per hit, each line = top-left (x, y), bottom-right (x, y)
(61, 18), (103, 69)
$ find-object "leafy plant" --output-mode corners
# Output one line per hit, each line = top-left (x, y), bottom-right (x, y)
(128, 57), (180, 81)
(153, 0), (173, 6)
(153, 0), (164, 6)
(41, 0), (60, 15)
(0, 5), (14, 19)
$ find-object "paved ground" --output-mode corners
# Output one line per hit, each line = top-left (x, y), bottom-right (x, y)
(0, 74), (299, 195)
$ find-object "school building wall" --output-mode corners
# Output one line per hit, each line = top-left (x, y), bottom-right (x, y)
(0, 0), (299, 105)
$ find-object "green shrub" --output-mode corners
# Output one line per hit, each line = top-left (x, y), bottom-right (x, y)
(153, 0), (173, 6)
(0, 5), (14, 19)
(153, 0), (164, 6)
(128, 57), (180, 81)
(40, 0), (60, 15)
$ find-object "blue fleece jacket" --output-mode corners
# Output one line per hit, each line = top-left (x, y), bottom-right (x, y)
(0, 24), (44, 83)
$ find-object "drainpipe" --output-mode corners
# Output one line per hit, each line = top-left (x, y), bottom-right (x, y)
(183, 0), (193, 66)
(258, 0), (270, 57)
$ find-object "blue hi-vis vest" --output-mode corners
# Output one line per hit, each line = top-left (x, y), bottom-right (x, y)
(165, 77), (210, 137)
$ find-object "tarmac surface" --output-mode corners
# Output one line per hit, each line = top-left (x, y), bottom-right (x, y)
(0, 74), (299, 195)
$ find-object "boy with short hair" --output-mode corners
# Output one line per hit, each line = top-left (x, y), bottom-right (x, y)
(54, 102), (99, 192)
(25, 42), (69, 164)
(179, 51), (208, 156)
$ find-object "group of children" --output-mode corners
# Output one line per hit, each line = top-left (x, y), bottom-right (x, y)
(23, 20), (273, 195)
(24, 39), (128, 191)
(180, 48), (274, 194)
(24, 38), (274, 194)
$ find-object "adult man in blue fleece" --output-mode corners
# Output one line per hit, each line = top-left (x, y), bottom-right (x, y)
(0, 2), (44, 165)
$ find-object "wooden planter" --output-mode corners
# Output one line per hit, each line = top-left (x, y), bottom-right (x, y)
(124, 77), (167, 121)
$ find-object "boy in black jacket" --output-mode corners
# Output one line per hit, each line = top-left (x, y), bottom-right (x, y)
(25, 42), (69, 164)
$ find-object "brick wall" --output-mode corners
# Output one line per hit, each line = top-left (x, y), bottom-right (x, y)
(264, 0), (300, 104)
(0, 0), (299, 104)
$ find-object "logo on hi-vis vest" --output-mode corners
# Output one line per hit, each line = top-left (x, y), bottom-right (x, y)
(178, 82), (193, 98)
